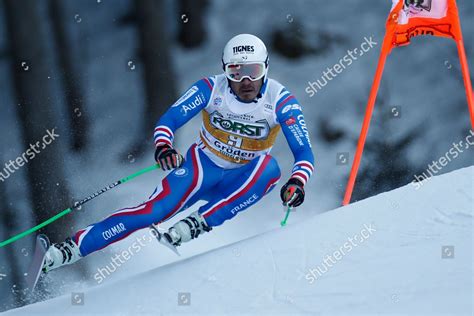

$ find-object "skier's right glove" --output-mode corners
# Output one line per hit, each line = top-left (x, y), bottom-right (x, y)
(280, 178), (305, 208)
(154, 144), (184, 171)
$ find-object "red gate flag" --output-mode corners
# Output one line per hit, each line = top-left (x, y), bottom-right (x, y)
(384, 0), (463, 53)
(343, 0), (473, 206)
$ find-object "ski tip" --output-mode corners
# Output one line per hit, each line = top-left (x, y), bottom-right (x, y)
(37, 234), (51, 249)
(26, 234), (51, 292)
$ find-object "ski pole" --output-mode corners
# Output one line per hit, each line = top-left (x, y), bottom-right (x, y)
(280, 206), (292, 227)
(0, 164), (160, 248)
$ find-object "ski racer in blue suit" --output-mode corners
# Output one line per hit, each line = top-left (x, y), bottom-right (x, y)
(42, 34), (315, 272)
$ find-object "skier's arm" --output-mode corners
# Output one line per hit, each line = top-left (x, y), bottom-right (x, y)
(275, 88), (314, 206)
(153, 77), (214, 148)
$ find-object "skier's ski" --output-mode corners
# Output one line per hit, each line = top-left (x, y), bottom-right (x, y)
(149, 225), (181, 256)
(26, 234), (50, 291)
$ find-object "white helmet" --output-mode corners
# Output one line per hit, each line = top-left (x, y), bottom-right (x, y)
(222, 34), (269, 82)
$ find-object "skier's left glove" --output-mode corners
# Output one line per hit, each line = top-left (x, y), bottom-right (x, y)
(280, 178), (305, 208)
(155, 144), (184, 171)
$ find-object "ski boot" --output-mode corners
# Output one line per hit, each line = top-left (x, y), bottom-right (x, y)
(165, 211), (212, 246)
(151, 211), (212, 255)
(42, 237), (82, 273)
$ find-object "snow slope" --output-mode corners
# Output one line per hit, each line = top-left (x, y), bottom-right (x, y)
(2, 167), (472, 316)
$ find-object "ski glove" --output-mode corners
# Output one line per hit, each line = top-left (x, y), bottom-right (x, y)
(155, 144), (184, 171)
(280, 178), (305, 208)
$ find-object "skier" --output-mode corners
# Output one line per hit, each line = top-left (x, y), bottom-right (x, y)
(42, 34), (314, 272)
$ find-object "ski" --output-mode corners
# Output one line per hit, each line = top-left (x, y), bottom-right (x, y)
(25, 234), (50, 291)
(149, 225), (181, 256)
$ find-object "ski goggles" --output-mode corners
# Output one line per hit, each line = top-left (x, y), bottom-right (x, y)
(224, 62), (266, 82)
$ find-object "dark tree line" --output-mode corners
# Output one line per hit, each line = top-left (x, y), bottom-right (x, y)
(49, 0), (89, 151)
(124, 0), (208, 159)
(4, 0), (73, 242)
(125, 0), (179, 158)
(0, 0), (208, 308)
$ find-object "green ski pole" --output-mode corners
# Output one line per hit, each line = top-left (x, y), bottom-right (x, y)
(280, 206), (292, 227)
(0, 164), (160, 248)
